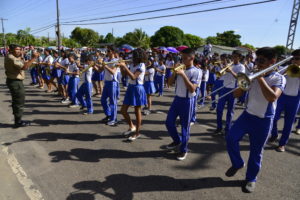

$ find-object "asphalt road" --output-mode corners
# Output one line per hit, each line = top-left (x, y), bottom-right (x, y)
(0, 57), (299, 200)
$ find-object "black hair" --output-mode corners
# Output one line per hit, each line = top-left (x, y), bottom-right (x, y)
(132, 48), (147, 66)
(181, 48), (195, 56)
(194, 57), (201, 65)
(292, 49), (300, 57)
(44, 48), (52, 55)
(256, 47), (277, 60)
(68, 52), (77, 60)
(220, 54), (227, 59)
(107, 46), (118, 53)
(86, 55), (94, 62)
(9, 44), (22, 51)
(232, 50), (242, 57)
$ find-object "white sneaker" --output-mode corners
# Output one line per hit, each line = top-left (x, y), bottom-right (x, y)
(107, 121), (117, 126)
(122, 127), (136, 137)
(61, 99), (71, 104)
(176, 152), (188, 161)
(69, 104), (79, 108)
(296, 128), (300, 135)
(190, 122), (195, 126)
(127, 134), (140, 141)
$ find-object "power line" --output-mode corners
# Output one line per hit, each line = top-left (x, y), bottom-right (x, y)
(31, 25), (55, 35)
(30, 23), (56, 33)
(62, 0), (277, 26)
(62, 0), (225, 24)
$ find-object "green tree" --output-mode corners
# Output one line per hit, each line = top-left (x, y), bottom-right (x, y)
(4, 33), (18, 45)
(215, 30), (242, 47)
(122, 29), (150, 48)
(206, 36), (219, 45)
(16, 28), (35, 46)
(242, 43), (256, 50)
(150, 26), (185, 47)
(273, 45), (289, 56)
(70, 27), (99, 47)
(62, 37), (80, 48)
(103, 33), (115, 44)
(183, 34), (205, 48)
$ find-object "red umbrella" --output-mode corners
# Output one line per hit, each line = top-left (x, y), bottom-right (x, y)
(176, 45), (189, 51)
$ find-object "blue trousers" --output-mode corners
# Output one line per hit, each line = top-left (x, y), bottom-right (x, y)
(122, 75), (128, 87)
(226, 111), (272, 182)
(154, 75), (164, 95)
(76, 82), (93, 113)
(101, 81), (118, 122)
(68, 77), (80, 105)
(211, 79), (223, 108)
(30, 68), (38, 84)
(166, 96), (194, 153)
(191, 87), (200, 123)
(198, 81), (207, 105)
(216, 87), (236, 133)
(271, 93), (300, 146)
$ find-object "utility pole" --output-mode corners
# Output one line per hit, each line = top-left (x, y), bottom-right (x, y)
(1, 18), (8, 49)
(286, 0), (300, 50)
(56, 0), (61, 50)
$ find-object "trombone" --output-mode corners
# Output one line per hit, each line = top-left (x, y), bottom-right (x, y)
(215, 62), (233, 78)
(172, 64), (186, 73)
(237, 56), (294, 91)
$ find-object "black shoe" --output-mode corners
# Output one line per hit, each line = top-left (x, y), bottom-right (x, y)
(268, 135), (278, 143)
(14, 121), (31, 128)
(101, 116), (110, 123)
(225, 165), (244, 177)
(213, 128), (223, 135)
(166, 142), (181, 150)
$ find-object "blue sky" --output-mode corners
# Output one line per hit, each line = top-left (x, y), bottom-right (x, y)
(0, 0), (299, 48)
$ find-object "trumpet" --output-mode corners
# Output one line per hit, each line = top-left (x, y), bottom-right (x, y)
(215, 62), (233, 78)
(172, 64), (186, 72)
(237, 56), (294, 91)
(97, 59), (132, 67)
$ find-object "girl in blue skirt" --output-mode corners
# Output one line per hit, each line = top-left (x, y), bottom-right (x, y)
(143, 60), (156, 115)
(119, 48), (148, 141)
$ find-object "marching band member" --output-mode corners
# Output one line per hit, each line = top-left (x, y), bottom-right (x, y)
(190, 58), (203, 126)
(269, 49), (300, 152)
(67, 53), (80, 108)
(76, 55), (95, 115)
(165, 48), (201, 160)
(119, 48), (148, 141)
(40, 49), (54, 93)
(49, 50), (61, 94)
(215, 50), (245, 135)
(154, 58), (166, 97)
(143, 59), (157, 115)
(165, 55), (175, 89)
(91, 51), (103, 98)
(27, 45), (38, 86)
(210, 55), (225, 111)
(57, 51), (70, 104)
(99, 47), (119, 126)
(198, 63), (209, 107)
(226, 47), (286, 193)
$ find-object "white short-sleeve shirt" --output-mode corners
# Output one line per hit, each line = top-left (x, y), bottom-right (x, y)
(201, 69), (209, 82)
(83, 64), (93, 83)
(175, 66), (201, 98)
(128, 63), (146, 85)
(283, 76), (300, 96)
(145, 67), (155, 82)
(166, 60), (174, 68)
(220, 63), (245, 89)
(156, 64), (166, 76)
(246, 71), (286, 118)
(68, 62), (79, 78)
(42, 55), (53, 67)
(104, 58), (118, 82)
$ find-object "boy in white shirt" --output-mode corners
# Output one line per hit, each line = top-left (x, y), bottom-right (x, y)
(226, 47), (286, 193)
(165, 48), (201, 161)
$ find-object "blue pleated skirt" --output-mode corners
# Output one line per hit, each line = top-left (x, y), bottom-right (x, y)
(59, 74), (70, 85)
(123, 84), (147, 106)
(51, 68), (62, 78)
(144, 81), (156, 95)
(92, 71), (104, 81)
(165, 68), (173, 79)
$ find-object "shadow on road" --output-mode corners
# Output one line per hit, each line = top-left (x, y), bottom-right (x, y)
(66, 174), (242, 200)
